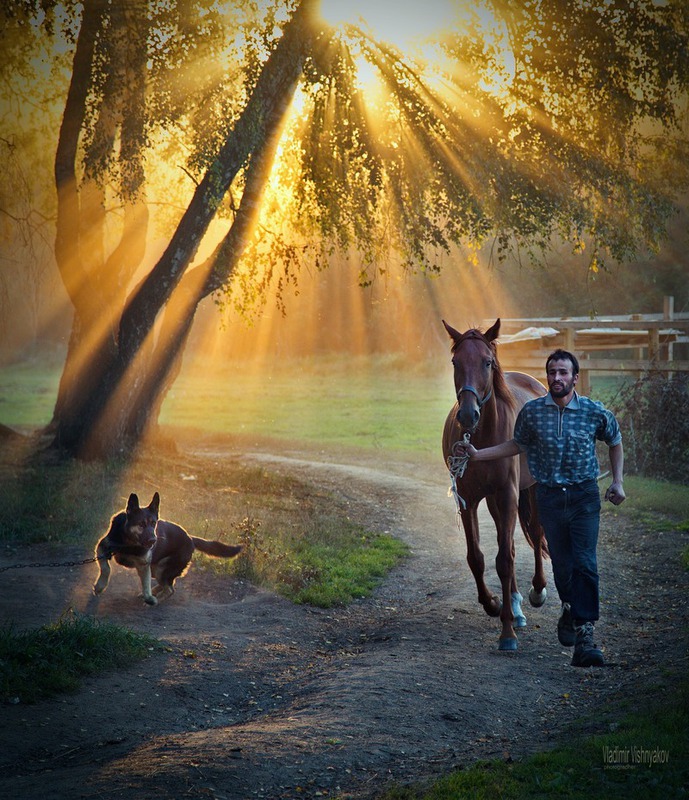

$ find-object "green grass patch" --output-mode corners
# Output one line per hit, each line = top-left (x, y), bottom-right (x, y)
(0, 612), (158, 704)
(0, 356), (63, 428)
(604, 475), (689, 567)
(0, 445), (408, 608)
(200, 512), (408, 607)
(382, 683), (689, 800)
(159, 354), (452, 456)
(612, 475), (689, 520)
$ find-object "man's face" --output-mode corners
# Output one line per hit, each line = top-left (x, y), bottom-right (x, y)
(547, 358), (578, 399)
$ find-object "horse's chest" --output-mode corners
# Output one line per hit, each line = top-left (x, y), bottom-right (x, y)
(463, 461), (514, 498)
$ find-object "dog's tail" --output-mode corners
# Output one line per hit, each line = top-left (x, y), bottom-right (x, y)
(191, 537), (242, 559)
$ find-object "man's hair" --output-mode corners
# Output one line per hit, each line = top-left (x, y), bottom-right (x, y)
(546, 349), (579, 376)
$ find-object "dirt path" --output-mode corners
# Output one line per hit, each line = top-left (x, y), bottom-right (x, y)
(1, 446), (687, 800)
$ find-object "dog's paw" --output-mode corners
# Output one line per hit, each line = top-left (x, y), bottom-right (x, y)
(93, 582), (106, 595)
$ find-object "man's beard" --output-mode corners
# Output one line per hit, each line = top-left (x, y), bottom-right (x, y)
(550, 379), (575, 398)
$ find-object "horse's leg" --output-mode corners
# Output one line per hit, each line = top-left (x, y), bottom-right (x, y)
(526, 486), (548, 607)
(459, 505), (501, 617)
(507, 535), (527, 629)
(487, 490), (519, 650)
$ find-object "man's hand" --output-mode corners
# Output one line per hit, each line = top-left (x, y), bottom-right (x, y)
(453, 441), (478, 459)
(604, 481), (626, 505)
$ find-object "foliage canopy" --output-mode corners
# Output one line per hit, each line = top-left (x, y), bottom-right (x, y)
(1, 0), (688, 457)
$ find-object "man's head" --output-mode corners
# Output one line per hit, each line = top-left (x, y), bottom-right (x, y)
(545, 349), (579, 401)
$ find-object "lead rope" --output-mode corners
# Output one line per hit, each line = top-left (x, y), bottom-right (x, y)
(447, 431), (471, 512)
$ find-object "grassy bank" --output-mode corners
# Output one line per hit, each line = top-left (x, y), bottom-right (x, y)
(382, 682), (688, 799)
(0, 613), (158, 704)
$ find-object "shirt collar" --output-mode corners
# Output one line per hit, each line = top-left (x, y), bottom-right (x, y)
(545, 390), (580, 410)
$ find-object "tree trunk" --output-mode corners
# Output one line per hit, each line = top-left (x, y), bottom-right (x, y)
(50, 0), (320, 459)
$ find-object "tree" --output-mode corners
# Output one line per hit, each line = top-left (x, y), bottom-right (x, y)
(2, 0), (688, 458)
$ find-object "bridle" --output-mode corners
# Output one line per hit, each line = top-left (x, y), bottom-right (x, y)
(456, 384), (493, 408)
(452, 329), (495, 411)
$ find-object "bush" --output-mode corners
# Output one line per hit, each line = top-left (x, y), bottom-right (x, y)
(609, 374), (689, 482)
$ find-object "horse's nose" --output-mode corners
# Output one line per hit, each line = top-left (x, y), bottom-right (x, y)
(457, 405), (479, 429)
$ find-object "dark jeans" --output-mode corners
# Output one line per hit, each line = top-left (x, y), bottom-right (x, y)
(535, 479), (601, 624)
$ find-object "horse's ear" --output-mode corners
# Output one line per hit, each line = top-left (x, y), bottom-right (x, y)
(126, 493), (140, 513)
(484, 318), (501, 342)
(442, 319), (462, 344)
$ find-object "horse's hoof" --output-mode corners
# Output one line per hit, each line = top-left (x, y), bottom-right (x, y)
(529, 586), (547, 608)
(484, 596), (502, 617)
(498, 637), (518, 652)
(511, 592), (527, 628)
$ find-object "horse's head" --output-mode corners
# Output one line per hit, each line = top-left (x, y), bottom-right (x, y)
(443, 318), (500, 431)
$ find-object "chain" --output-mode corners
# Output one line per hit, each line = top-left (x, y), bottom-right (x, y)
(0, 554), (109, 574)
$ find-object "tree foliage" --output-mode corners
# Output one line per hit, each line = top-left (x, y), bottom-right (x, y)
(1, 0), (688, 458)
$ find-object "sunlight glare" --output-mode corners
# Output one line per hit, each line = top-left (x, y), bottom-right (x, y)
(320, 0), (455, 51)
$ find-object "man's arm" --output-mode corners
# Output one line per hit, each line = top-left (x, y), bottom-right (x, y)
(461, 439), (524, 461)
(604, 442), (625, 505)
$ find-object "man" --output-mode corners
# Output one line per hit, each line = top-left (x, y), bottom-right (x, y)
(457, 349), (625, 667)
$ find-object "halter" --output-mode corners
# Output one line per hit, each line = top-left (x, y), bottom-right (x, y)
(457, 385), (493, 408)
(451, 329), (495, 411)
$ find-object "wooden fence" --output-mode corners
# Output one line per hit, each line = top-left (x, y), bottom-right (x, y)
(487, 296), (689, 394)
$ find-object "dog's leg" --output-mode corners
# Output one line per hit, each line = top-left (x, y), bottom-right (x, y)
(136, 564), (157, 605)
(152, 583), (174, 601)
(93, 541), (111, 595)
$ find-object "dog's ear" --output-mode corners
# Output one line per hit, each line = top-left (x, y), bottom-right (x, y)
(126, 493), (140, 513)
(148, 492), (160, 516)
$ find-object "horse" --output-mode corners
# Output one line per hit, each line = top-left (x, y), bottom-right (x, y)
(441, 318), (548, 651)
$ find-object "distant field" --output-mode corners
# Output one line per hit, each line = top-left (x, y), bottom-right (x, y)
(161, 355), (453, 455)
(0, 353), (454, 456)
(1, 352), (687, 522)
(0, 357), (63, 429)
(0, 353), (635, 456)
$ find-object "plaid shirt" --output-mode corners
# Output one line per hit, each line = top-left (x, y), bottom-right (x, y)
(513, 392), (622, 487)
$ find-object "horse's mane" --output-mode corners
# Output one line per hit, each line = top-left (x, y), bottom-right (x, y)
(451, 328), (516, 410)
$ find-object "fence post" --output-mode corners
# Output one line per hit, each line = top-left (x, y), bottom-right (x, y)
(663, 295), (675, 373)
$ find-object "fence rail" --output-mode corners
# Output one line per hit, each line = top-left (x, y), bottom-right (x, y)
(486, 296), (689, 393)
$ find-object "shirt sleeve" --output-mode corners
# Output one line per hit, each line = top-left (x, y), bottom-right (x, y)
(513, 405), (532, 449)
(597, 407), (622, 447)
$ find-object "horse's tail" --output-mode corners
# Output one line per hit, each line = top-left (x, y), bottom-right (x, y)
(518, 488), (550, 558)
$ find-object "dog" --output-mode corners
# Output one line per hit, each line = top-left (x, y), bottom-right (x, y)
(93, 492), (242, 605)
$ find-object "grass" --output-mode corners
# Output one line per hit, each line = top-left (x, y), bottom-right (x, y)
(212, 512), (409, 607)
(381, 682), (689, 800)
(159, 354), (452, 456)
(0, 353), (63, 429)
(603, 475), (689, 566)
(608, 475), (689, 522)
(0, 611), (158, 704)
(0, 444), (408, 608)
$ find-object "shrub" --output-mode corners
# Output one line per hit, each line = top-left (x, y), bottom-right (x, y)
(609, 374), (689, 482)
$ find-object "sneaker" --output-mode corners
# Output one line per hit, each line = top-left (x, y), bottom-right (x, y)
(557, 603), (576, 647)
(571, 622), (605, 667)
